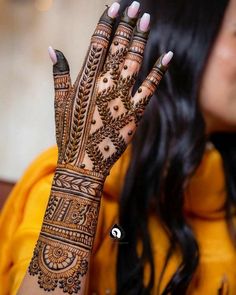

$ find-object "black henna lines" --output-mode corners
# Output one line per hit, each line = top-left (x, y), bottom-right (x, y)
(29, 239), (87, 293)
(52, 167), (104, 202)
(100, 17), (135, 79)
(28, 168), (104, 293)
(28, 2), (171, 293)
(54, 72), (72, 158)
(101, 46), (128, 81)
(64, 44), (105, 165)
(51, 5), (170, 177)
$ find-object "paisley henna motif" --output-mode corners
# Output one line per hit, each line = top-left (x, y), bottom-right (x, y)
(28, 4), (171, 293)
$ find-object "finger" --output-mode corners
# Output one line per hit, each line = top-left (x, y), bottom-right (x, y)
(99, 1), (140, 85)
(132, 51), (174, 123)
(73, 2), (120, 89)
(48, 47), (72, 151)
(91, 2), (120, 46)
(89, 12), (150, 139)
(64, 3), (120, 165)
(117, 13), (150, 108)
(50, 48), (72, 98)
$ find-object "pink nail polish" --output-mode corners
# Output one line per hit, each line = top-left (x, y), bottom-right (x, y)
(162, 51), (174, 66)
(128, 1), (140, 18)
(139, 13), (150, 32)
(108, 2), (120, 18)
(48, 46), (57, 65)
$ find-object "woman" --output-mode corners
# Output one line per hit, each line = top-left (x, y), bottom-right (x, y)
(0, 0), (236, 294)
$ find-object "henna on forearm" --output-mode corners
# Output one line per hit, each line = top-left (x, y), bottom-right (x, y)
(29, 167), (104, 293)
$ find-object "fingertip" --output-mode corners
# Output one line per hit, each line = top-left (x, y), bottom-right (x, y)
(48, 46), (57, 65)
(52, 49), (70, 73)
(139, 13), (150, 32)
(127, 1), (140, 18)
(162, 51), (174, 67)
(108, 2), (120, 18)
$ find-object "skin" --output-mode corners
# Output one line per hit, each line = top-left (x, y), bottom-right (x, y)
(17, 2), (172, 295)
(199, 0), (236, 134)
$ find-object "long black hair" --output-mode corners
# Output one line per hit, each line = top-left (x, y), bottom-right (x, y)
(115, 0), (236, 294)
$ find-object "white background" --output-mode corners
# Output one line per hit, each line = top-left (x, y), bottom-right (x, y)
(0, 0), (112, 181)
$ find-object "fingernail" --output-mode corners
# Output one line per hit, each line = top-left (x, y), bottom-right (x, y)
(48, 46), (57, 64)
(139, 13), (150, 32)
(128, 1), (140, 18)
(108, 2), (120, 18)
(162, 51), (174, 66)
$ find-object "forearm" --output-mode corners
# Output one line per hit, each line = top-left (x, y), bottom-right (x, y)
(17, 166), (105, 294)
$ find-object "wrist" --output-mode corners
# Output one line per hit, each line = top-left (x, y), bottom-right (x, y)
(29, 164), (104, 292)
(53, 164), (106, 200)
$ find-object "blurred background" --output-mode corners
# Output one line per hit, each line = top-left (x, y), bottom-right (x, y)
(0, 0), (112, 207)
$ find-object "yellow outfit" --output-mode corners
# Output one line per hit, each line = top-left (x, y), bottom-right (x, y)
(0, 145), (235, 294)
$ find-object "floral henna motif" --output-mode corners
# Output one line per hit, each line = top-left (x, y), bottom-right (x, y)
(29, 239), (87, 293)
(100, 10), (137, 80)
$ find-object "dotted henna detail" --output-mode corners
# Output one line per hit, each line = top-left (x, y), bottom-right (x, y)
(54, 72), (72, 155)
(142, 66), (164, 93)
(101, 47), (128, 81)
(91, 23), (113, 48)
(126, 37), (146, 63)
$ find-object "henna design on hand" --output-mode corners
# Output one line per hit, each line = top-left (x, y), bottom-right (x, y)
(52, 7), (170, 177)
(28, 3), (172, 293)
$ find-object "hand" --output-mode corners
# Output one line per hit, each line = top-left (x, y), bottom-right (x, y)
(49, 1), (173, 179)
(22, 3), (173, 294)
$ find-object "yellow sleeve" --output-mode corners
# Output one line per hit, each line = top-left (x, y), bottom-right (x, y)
(0, 147), (57, 295)
(4, 175), (53, 294)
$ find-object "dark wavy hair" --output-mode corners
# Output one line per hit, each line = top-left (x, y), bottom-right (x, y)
(115, 0), (236, 294)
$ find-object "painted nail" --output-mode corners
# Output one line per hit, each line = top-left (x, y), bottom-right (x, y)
(162, 51), (174, 66)
(128, 1), (140, 18)
(108, 2), (120, 18)
(48, 46), (57, 64)
(139, 13), (150, 32)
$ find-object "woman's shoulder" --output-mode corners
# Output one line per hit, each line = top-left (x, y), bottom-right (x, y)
(184, 142), (227, 218)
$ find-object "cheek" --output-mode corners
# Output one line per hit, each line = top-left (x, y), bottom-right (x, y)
(199, 36), (236, 132)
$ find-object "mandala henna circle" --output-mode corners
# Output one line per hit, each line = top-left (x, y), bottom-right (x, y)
(30, 239), (89, 291)
(43, 245), (76, 271)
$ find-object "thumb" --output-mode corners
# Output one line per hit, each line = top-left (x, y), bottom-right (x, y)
(48, 46), (70, 74)
(48, 47), (72, 150)
(48, 46), (72, 92)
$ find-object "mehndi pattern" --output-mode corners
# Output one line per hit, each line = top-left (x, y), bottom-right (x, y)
(28, 5), (169, 293)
